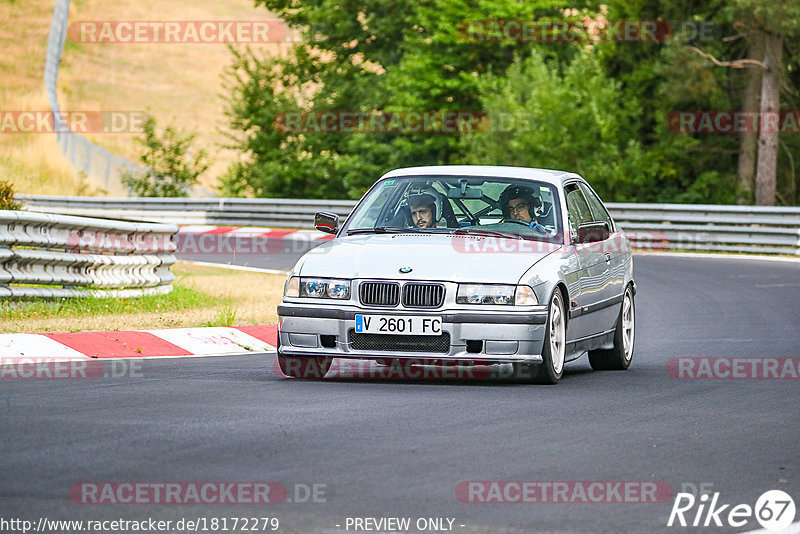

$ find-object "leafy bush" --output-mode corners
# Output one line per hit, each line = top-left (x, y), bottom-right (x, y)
(0, 179), (21, 210)
(122, 116), (209, 197)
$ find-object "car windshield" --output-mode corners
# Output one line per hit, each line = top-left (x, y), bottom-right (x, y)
(344, 175), (563, 242)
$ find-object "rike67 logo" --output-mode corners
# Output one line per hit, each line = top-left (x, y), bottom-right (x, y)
(668, 489), (795, 530)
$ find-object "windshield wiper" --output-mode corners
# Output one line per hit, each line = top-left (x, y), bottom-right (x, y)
(347, 226), (418, 235)
(347, 226), (458, 235)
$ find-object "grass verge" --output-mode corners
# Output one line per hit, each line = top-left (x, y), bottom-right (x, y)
(0, 284), (224, 322)
(0, 0), (89, 196)
(0, 261), (285, 333)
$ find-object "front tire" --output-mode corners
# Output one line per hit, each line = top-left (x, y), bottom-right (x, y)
(588, 285), (635, 371)
(514, 289), (566, 384)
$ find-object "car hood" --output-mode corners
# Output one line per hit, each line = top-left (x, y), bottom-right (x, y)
(296, 233), (559, 283)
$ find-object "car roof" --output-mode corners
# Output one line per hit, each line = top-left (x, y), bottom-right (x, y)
(381, 165), (583, 187)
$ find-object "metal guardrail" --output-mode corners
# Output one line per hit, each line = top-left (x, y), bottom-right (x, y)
(16, 195), (800, 255)
(17, 195), (357, 227)
(610, 203), (800, 255)
(0, 211), (177, 298)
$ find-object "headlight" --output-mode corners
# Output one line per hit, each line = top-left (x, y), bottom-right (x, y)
(456, 284), (538, 306)
(325, 280), (350, 299)
(302, 278), (326, 297)
(287, 277), (351, 299)
(457, 284), (514, 305)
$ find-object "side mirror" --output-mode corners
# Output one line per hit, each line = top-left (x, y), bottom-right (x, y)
(314, 212), (339, 234)
(576, 221), (609, 244)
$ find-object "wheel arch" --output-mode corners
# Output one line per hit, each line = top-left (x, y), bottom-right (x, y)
(553, 282), (570, 326)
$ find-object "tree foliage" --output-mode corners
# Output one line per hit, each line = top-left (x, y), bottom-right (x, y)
(222, 0), (574, 199)
(222, 0), (800, 205)
(122, 117), (209, 197)
(459, 49), (654, 202)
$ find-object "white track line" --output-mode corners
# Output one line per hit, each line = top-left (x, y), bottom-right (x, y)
(180, 260), (289, 275)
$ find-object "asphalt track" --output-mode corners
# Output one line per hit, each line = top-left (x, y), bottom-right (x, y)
(1, 249), (799, 533)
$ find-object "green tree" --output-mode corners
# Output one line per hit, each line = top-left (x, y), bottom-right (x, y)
(122, 117), (209, 197)
(600, 0), (800, 205)
(729, 0), (800, 205)
(459, 48), (653, 202)
(222, 0), (581, 199)
(223, 0), (799, 204)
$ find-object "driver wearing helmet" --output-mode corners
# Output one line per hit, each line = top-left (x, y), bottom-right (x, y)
(407, 186), (443, 229)
(499, 184), (546, 230)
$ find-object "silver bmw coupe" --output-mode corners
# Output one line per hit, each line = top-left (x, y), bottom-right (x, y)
(277, 165), (635, 384)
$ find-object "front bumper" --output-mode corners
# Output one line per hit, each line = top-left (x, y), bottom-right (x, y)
(277, 302), (548, 364)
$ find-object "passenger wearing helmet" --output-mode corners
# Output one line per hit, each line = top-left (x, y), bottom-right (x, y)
(406, 185), (443, 229)
(498, 184), (546, 231)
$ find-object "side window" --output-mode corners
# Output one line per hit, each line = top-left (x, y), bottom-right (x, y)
(579, 183), (613, 230)
(564, 183), (593, 234)
(348, 181), (398, 228)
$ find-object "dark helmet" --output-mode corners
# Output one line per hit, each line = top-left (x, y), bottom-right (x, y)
(498, 184), (542, 219)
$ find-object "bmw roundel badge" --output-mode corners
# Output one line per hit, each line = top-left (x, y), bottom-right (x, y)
(399, 266), (413, 273)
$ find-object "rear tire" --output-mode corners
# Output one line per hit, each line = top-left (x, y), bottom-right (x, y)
(588, 285), (635, 371)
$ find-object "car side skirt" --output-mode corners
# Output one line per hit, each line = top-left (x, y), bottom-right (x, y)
(565, 328), (616, 360)
(568, 293), (623, 319)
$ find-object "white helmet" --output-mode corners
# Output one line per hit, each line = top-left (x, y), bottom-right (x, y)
(406, 184), (443, 221)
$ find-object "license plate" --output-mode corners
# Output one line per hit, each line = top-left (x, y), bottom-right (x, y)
(355, 314), (442, 336)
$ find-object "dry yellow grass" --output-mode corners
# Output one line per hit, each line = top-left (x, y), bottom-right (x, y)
(58, 0), (286, 193)
(0, 262), (286, 334)
(1, 0), (286, 196)
(0, 1), (89, 195)
(0, 90), (98, 196)
(0, 0), (53, 97)
(172, 261), (285, 326)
